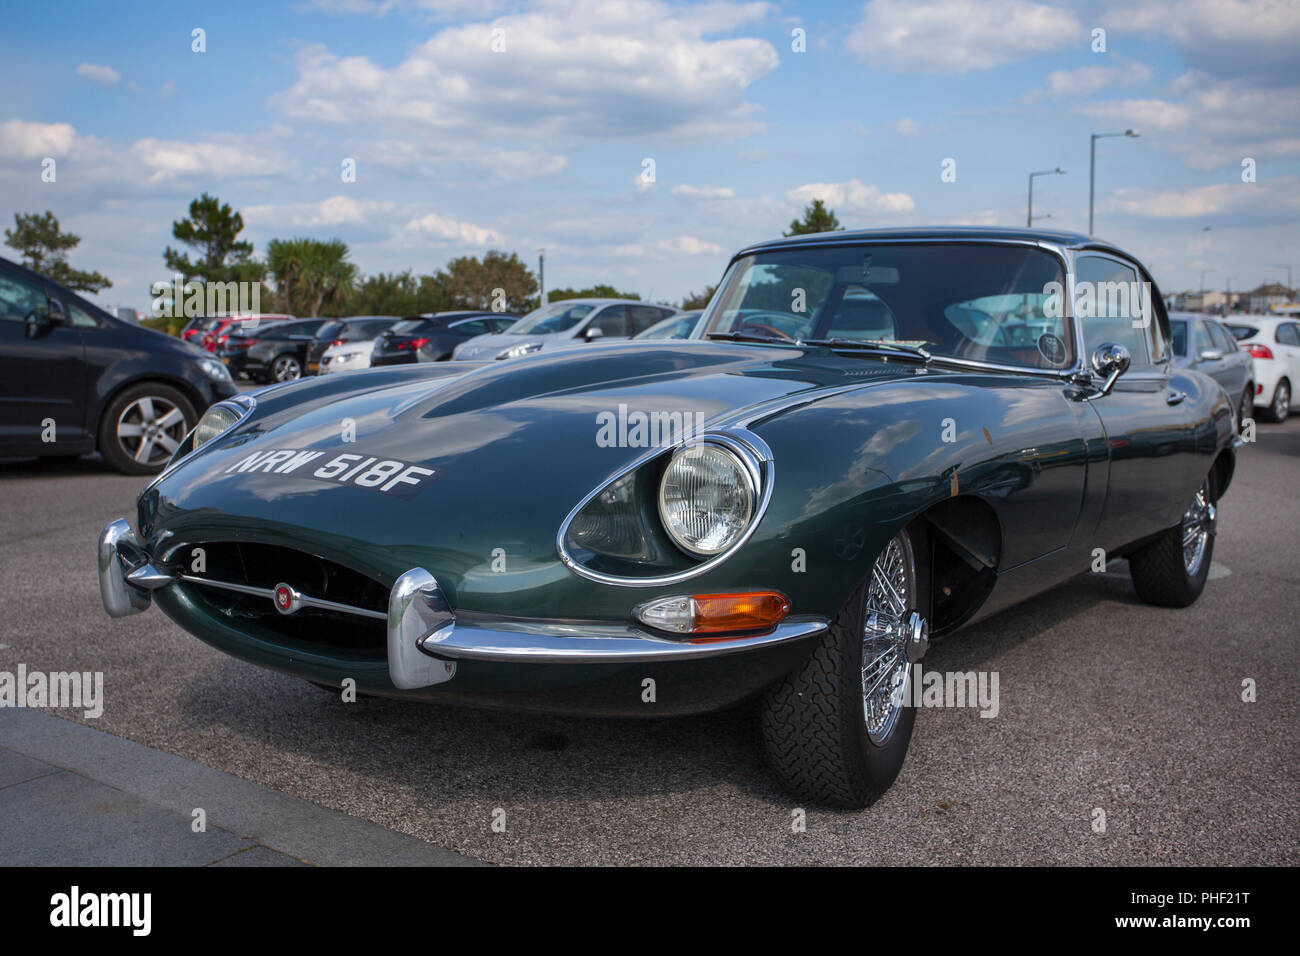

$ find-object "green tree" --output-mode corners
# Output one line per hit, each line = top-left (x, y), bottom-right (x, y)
(4, 211), (112, 292)
(679, 284), (716, 310)
(437, 250), (538, 313)
(266, 238), (358, 317)
(345, 271), (422, 316)
(164, 193), (262, 284)
(548, 284), (640, 303)
(784, 198), (842, 236)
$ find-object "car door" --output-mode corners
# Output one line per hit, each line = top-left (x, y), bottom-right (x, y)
(0, 265), (89, 454)
(1074, 253), (1202, 552)
(1205, 319), (1250, 402)
(1193, 318), (1231, 394)
(1278, 323), (1300, 403)
(581, 305), (630, 341)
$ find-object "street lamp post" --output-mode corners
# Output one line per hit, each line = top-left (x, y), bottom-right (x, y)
(1027, 167), (1065, 227)
(1089, 129), (1140, 235)
(538, 247), (546, 306)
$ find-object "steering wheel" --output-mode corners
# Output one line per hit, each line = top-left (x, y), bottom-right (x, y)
(736, 312), (798, 341)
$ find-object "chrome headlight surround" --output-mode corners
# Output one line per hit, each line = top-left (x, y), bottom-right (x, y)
(556, 428), (773, 588)
(657, 440), (758, 557)
(142, 393), (256, 493)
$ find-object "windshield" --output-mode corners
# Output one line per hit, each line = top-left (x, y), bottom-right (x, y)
(703, 242), (1074, 370)
(509, 301), (597, 335)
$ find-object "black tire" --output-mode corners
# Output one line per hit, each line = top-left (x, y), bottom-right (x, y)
(97, 382), (197, 475)
(760, 526), (926, 809)
(1261, 378), (1290, 423)
(1128, 476), (1215, 608)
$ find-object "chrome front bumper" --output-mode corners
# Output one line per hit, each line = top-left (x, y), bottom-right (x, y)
(98, 519), (828, 691)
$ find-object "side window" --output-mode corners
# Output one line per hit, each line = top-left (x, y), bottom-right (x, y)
(1196, 321), (1219, 355)
(68, 302), (101, 328)
(1075, 255), (1150, 365)
(628, 305), (668, 335)
(589, 306), (628, 337)
(1277, 324), (1300, 347)
(0, 270), (48, 323)
(1207, 322), (1235, 352)
(451, 319), (491, 336)
(489, 317), (515, 332)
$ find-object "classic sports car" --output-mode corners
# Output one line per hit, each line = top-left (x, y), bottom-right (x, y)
(98, 227), (1239, 809)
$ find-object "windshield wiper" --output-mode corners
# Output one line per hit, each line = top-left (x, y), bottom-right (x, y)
(803, 338), (932, 363)
(707, 330), (792, 345)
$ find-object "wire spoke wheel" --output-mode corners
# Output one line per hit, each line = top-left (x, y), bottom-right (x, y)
(1180, 478), (1216, 577)
(861, 532), (914, 745)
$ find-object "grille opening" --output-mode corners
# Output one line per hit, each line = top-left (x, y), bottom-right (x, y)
(182, 541), (388, 654)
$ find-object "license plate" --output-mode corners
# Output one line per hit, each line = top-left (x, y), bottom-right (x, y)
(308, 362), (319, 372)
(221, 356), (230, 365)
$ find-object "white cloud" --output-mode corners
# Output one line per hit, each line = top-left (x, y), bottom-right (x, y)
(1107, 179), (1300, 219)
(786, 179), (915, 217)
(76, 63), (120, 88)
(0, 120), (78, 159)
(1077, 98), (1191, 132)
(1036, 61), (1153, 98)
(892, 117), (920, 136)
(846, 0), (1079, 73)
(404, 211), (501, 245)
(672, 184), (736, 198)
(270, 0), (779, 140)
(657, 236), (723, 255)
(127, 137), (292, 183)
(246, 196), (394, 228)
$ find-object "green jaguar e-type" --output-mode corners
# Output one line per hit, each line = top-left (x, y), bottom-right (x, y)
(98, 228), (1239, 809)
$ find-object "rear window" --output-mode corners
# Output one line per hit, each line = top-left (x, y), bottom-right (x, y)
(388, 318), (430, 335)
(1226, 324), (1257, 340)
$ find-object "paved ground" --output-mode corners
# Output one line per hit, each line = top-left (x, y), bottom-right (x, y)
(1, 418), (1297, 865)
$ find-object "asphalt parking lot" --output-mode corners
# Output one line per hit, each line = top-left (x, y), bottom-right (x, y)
(1, 416), (1297, 866)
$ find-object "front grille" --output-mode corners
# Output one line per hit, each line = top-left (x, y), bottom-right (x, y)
(180, 541), (388, 655)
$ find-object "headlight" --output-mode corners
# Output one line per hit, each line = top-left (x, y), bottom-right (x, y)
(500, 342), (542, 359)
(197, 358), (232, 383)
(192, 404), (239, 449)
(658, 443), (756, 556)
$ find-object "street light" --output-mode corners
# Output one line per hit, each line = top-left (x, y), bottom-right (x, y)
(1089, 129), (1140, 235)
(1027, 167), (1065, 227)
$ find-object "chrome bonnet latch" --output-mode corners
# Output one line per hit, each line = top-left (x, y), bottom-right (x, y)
(387, 568), (457, 689)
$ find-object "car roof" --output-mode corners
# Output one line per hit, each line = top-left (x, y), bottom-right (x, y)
(735, 226), (1134, 261)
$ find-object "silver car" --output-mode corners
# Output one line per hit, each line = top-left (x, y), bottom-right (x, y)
(451, 298), (678, 361)
(1170, 312), (1255, 427)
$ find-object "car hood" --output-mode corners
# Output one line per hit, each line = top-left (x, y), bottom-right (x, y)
(139, 341), (924, 600)
(452, 332), (565, 360)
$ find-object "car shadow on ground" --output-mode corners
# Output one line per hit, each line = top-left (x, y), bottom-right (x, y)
(170, 568), (1142, 812)
(0, 454), (118, 480)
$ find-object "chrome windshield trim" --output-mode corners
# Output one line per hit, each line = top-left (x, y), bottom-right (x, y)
(177, 574), (388, 621)
(555, 427), (776, 588)
(701, 237), (1083, 378)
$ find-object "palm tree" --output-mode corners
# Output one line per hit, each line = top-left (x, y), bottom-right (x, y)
(266, 238), (358, 316)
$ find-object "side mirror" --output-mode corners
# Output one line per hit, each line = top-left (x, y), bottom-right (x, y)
(45, 298), (67, 323)
(584, 326), (604, 341)
(1090, 341), (1131, 395)
(1199, 348), (1224, 362)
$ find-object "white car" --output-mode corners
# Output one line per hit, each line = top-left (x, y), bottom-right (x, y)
(1224, 314), (1300, 422)
(319, 339), (376, 375)
(451, 298), (678, 361)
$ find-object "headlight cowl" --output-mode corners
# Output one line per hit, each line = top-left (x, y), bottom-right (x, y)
(192, 404), (240, 450)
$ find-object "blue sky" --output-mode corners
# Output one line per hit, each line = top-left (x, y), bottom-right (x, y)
(1, 0), (1297, 311)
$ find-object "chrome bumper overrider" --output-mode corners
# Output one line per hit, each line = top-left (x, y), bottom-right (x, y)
(98, 518), (828, 691)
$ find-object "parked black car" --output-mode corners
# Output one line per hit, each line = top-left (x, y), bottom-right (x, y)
(305, 316), (400, 374)
(220, 318), (329, 383)
(0, 254), (238, 474)
(370, 311), (519, 365)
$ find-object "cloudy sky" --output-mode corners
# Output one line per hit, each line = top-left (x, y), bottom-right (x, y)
(1, 0), (1297, 311)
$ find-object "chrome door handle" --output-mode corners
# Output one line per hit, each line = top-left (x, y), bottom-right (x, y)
(1166, 390), (1186, 405)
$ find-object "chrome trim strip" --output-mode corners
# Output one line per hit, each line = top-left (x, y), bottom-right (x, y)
(177, 574), (388, 621)
(416, 614), (827, 664)
(555, 428), (776, 588)
(98, 519), (151, 618)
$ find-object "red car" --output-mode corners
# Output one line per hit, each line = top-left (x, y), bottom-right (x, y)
(199, 314), (294, 353)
